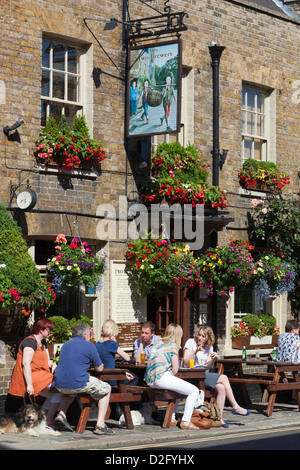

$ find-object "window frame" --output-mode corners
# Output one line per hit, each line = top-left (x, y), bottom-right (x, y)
(41, 35), (91, 127)
(241, 84), (270, 162)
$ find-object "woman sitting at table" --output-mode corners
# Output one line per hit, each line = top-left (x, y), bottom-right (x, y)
(145, 323), (202, 430)
(183, 325), (251, 427)
(96, 319), (138, 386)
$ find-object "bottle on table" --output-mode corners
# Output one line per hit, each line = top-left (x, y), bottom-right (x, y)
(242, 345), (247, 361)
(272, 346), (277, 362)
(54, 345), (61, 364)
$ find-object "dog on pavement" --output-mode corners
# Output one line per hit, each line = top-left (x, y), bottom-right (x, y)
(0, 404), (61, 437)
(119, 402), (159, 426)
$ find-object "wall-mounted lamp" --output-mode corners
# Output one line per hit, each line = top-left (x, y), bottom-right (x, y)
(3, 119), (25, 137)
(220, 149), (228, 170)
(103, 18), (119, 31)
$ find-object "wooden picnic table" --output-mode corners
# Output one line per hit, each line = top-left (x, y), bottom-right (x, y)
(116, 362), (211, 427)
(216, 358), (300, 416)
(116, 362), (206, 388)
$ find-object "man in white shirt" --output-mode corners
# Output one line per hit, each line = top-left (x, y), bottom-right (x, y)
(133, 322), (160, 363)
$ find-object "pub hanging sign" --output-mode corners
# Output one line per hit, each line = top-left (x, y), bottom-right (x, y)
(126, 39), (182, 138)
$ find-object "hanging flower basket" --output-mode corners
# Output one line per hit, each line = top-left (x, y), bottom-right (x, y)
(125, 234), (203, 297)
(251, 254), (297, 300)
(196, 240), (255, 299)
(141, 142), (228, 208)
(47, 234), (107, 293)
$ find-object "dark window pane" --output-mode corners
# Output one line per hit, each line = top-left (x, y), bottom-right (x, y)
(41, 69), (50, 96)
(42, 40), (50, 68)
(53, 42), (65, 71)
(67, 47), (77, 73)
(53, 71), (65, 99)
(49, 102), (63, 121)
(67, 75), (77, 102)
(35, 240), (55, 265)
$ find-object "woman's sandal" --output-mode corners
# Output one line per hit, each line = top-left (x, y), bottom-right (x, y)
(54, 413), (73, 432)
(179, 421), (199, 430)
(93, 424), (115, 435)
(170, 419), (178, 426)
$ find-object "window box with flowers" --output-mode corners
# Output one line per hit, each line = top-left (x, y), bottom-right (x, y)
(140, 142), (228, 209)
(34, 115), (107, 171)
(231, 314), (279, 349)
(47, 234), (107, 294)
(238, 158), (290, 193)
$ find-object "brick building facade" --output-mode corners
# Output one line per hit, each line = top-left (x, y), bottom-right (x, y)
(0, 0), (299, 393)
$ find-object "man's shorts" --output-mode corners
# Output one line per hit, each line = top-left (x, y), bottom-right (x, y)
(57, 375), (111, 401)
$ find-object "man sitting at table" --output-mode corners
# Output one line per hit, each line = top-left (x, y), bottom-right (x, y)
(278, 320), (300, 362)
(54, 323), (114, 435)
(133, 321), (160, 364)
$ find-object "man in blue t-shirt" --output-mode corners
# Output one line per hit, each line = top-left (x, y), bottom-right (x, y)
(54, 323), (113, 435)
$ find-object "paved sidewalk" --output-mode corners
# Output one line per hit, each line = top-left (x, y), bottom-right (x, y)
(1, 399), (300, 451)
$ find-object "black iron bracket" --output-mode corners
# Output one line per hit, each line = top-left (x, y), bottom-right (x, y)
(124, 11), (188, 41)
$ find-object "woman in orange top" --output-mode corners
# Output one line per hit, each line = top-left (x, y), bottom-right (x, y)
(7, 317), (70, 428)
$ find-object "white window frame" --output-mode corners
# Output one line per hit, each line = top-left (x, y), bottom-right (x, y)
(224, 290), (287, 355)
(41, 35), (93, 129)
(241, 83), (276, 163)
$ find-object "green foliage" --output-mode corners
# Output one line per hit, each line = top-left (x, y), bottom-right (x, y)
(243, 314), (262, 331)
(251, 194), (300, 315)
(0, 204), (55, 313)
(47, 314), (94, 344)
(70, 315), (92, 327)
(259, 314), (277, 335)
(0, 205), (40, 295)
(72, 115), (91, 138)
(47, 315), (72, 344)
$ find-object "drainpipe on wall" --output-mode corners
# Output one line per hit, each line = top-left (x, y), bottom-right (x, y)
(209, 44), (225, 187)
(208, 44), (225, 345)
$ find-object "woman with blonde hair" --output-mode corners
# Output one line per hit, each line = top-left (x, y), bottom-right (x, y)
(145, 323), (202, 430)
(96, 319), (137, 385)
(184, 324), (251, 427)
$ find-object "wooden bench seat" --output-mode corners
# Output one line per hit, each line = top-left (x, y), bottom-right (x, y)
(76, 384), (147, 433)
(145, 389), (187, 428)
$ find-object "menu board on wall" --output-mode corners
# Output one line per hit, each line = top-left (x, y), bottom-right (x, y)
(110, 260), (147, 349)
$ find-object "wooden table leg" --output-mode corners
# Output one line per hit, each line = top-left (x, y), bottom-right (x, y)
(292, 371), (300, 412)
(266, 368), (280, 416)
(118, 382), (134, 430)
(76, 403), (92, 434)
(236, 364), (251, 406)
(162, 400), (176, 428)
